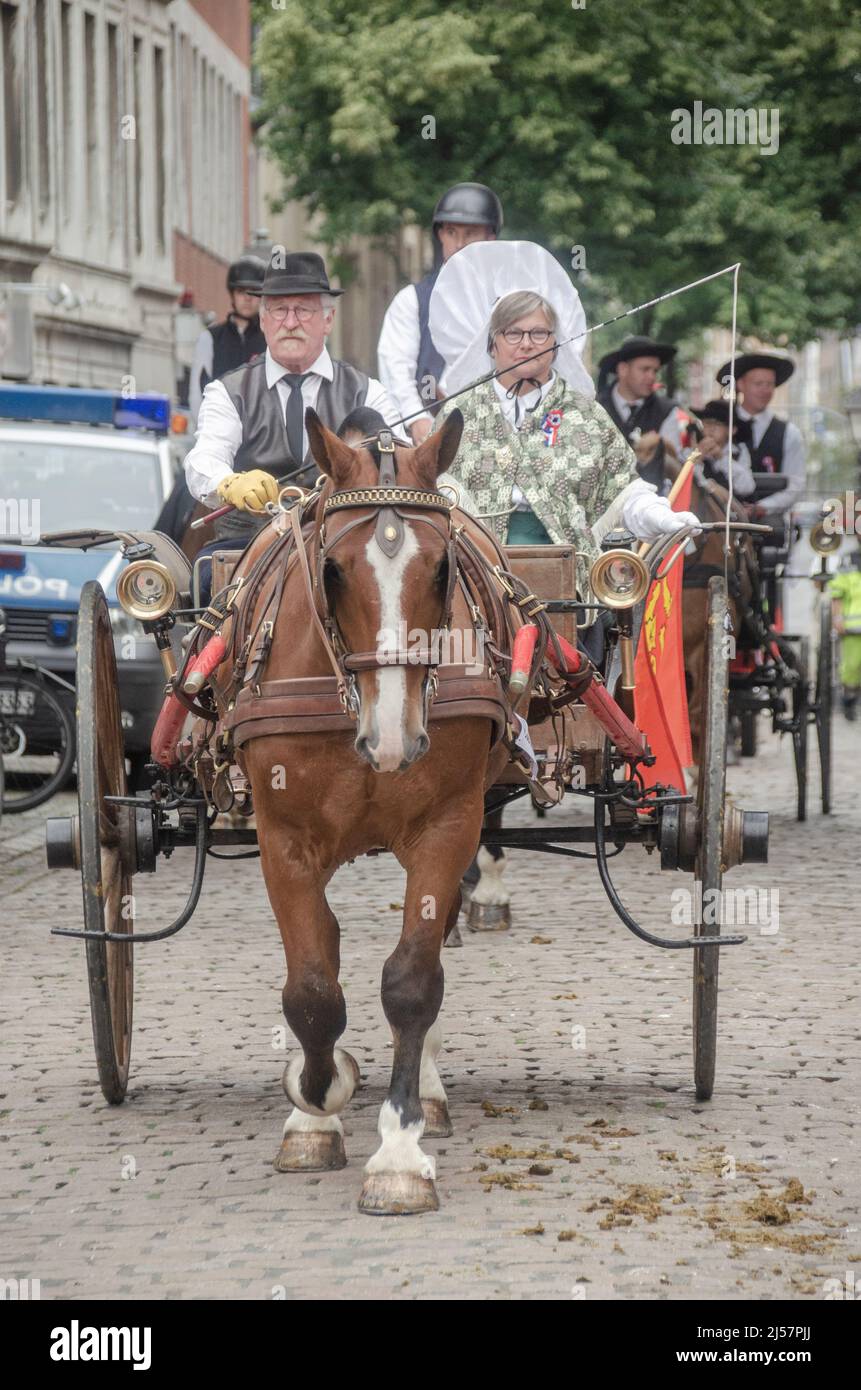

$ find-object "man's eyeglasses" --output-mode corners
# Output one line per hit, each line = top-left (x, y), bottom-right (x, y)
(500, 328), (554, 347)
(263, 300), (322, 323)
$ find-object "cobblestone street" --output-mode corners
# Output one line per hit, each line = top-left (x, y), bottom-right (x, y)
(2, 713), (859, 1302)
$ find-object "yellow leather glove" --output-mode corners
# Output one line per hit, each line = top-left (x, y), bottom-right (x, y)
(215, 469), (279, 512)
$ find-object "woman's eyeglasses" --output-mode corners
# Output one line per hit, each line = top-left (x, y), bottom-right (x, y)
(263, 300), (321, 323)
(500, 328), (554, 346)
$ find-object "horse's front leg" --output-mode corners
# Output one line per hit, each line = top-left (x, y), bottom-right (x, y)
(359, 831), (475, 1215)
(268, 873), (360, 1173)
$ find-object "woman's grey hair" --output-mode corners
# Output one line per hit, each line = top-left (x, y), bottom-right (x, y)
(487, 291), (558, 350)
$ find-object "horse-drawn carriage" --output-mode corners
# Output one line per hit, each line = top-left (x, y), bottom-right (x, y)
(44, 413), (770, 1215)
(725, 509), (835, 822)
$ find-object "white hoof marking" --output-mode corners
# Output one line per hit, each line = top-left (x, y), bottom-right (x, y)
(365, 1099), (435, 1180)
(471, 846), (510, 906)
(284, 1047), (357, 1117)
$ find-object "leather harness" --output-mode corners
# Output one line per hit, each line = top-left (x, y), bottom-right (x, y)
(202, 432), (549, 759)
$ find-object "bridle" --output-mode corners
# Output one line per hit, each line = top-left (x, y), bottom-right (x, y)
(290, 430), (459, 721)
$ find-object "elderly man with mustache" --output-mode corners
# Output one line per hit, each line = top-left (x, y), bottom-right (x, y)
(185, 251), (399, 565)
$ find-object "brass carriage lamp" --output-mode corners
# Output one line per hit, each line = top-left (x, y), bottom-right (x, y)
(116, 560), (179, 680)
(590, 532), (650, 708)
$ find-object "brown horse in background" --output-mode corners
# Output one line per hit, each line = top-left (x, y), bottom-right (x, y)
(215, 410), (520, 1215)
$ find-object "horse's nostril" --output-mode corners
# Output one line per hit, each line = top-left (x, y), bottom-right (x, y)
(355, 736), (377, 768)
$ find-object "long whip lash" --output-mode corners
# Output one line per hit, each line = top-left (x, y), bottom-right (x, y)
(372, 262), (743, 440)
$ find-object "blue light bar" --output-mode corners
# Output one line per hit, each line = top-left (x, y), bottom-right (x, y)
(0, 385), (170, 433)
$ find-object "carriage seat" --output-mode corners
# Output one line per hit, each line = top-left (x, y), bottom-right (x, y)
(192, 549), (244, 611)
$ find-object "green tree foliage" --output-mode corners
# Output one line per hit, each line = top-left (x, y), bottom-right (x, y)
(253, 0), (861, 347)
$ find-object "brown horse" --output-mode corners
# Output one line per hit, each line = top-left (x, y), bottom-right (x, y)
(217, 409), (518, 1215)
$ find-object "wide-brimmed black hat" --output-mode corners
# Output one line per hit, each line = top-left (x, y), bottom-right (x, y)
(695, 399), (753, 446)
(598, 335), (677, 374)
(716, 351), (794, 388)
(261, 251), (344, 298)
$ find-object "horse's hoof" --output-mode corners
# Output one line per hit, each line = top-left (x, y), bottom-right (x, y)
(421, 1098), (453, 1138)
(444, 921), (464, 948)
(357, 1172), (440, 1216)
(273, 1130), (347, 1172)
(467, 900), (512, 932)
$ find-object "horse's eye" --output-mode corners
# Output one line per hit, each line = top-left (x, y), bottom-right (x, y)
(323, 558), (344, 587)
(434, 555), (449, 588)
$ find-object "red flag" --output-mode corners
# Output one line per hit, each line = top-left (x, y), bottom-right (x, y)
(633, 469), (694, 791)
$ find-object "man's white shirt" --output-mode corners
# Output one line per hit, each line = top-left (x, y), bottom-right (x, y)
(188, 317), (255, 426)
(736, 406), (806, 514)
(700, 443), (756, 497)
(184, 347), (399, 506)
(377, 284), (432, 427)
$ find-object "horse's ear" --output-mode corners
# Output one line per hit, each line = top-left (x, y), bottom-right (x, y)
(412, 409), (464, 487)
(305, 407), (356, 486)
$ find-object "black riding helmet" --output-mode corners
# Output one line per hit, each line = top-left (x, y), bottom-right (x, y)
(226, 255), (266, 295)
(432, 183), (504, 238)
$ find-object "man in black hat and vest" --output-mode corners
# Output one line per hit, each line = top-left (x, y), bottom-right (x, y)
(377, 182), (503, 445)
(596, 336), (687, 490)
(188, 255), (267, 425)
(185, 251), (399, 573)
(715, 352), (805, 517)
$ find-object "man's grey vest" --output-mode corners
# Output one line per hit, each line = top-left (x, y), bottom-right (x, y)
(215, 356), (370, 541)
(414, 270), (445, 413)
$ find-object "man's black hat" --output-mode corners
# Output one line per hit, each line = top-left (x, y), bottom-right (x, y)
(716, 351), (794, 388)
(432, 183), (504, 235)
(695, 398), (753, 446)
(227, 255), (265, 294)
(261, 251), (344, 298)
(598, 335), (677, 375)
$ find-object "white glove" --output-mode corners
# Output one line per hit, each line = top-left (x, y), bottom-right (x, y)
(621, 485), (703, 543)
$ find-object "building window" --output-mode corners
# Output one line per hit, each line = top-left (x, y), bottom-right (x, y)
(132, 34), (143, 256)
(84, 8), (97, 231)
(153, 43), (165, 255)
(35, 0), (50, 218)
(1, 0), (22, 210)
(106, 20), (122, 240)
(60, 0), (73, 223)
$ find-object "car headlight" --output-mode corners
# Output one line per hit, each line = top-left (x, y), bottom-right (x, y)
(116, 559), (177, 620)
(589, 549), (651, 609)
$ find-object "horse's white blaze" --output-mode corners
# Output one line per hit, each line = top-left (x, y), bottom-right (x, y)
(365, 1099), (435, 1179)
(284, 1047), (357, 1117)
(470, 845), (511, 906)
(419, 1019), (447, 1102)
(364, 529), (420, 771)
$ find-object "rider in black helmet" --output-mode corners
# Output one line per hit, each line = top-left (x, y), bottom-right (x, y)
(188, 254), (267, 424)
(377, 182), (503, 443)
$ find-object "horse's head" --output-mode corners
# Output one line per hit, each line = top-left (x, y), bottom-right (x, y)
(306, 407), (464, 773)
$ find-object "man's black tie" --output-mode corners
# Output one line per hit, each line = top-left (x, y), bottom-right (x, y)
(284, 373), (309, 467)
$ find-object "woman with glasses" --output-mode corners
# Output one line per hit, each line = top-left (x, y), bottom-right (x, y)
(429, 241), (700, 607)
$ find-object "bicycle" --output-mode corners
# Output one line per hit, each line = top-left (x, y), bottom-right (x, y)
(0, 606), (77, 814)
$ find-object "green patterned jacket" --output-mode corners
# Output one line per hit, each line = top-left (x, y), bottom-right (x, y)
(437, 378), (640, 600)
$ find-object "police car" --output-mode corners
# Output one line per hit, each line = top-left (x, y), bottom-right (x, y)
(0, 386), (184, 780)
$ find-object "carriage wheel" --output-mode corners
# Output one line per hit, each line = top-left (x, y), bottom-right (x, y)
(692, 576), (729, 1102)
(791, 639), (809, 823)
(815, 596), (833, 815)
(77, 582), (134, 1104)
